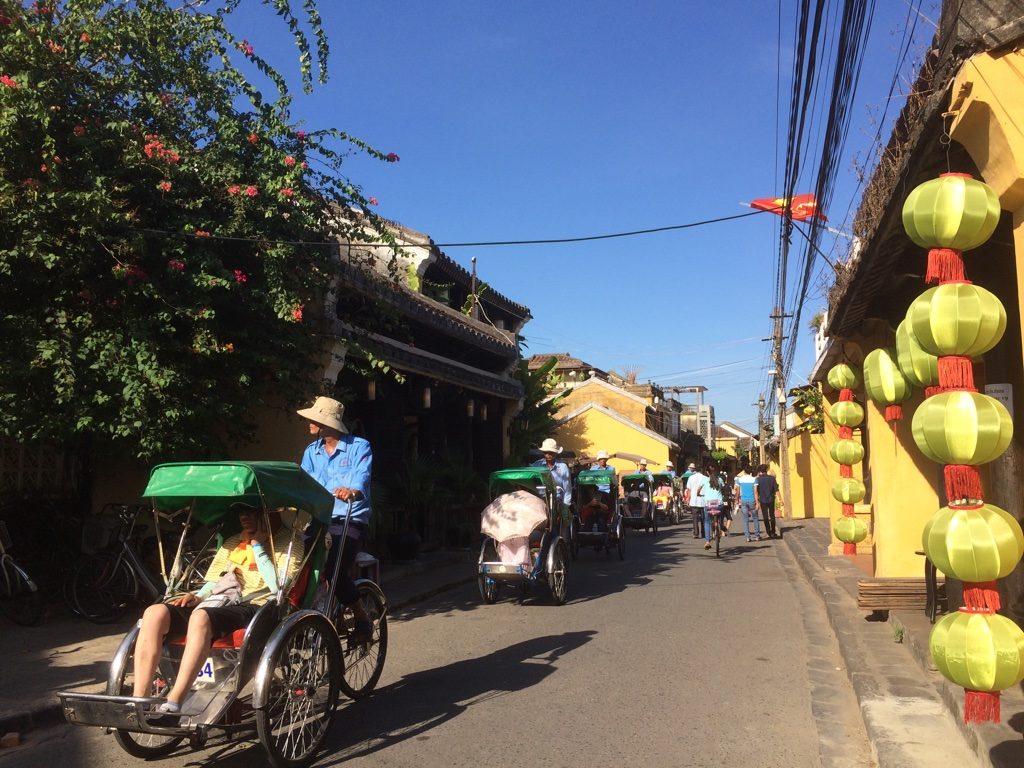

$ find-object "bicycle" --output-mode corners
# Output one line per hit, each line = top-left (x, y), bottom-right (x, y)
(69, 504), (217, 624)
(0, 520), (43, 625)
(708, 502), (724, 558)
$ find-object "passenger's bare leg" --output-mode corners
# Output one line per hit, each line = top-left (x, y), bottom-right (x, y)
(133, 604), (172, 698)
(165, 609), (214, 706)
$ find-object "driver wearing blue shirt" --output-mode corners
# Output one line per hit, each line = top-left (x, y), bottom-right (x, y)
(297, 396), (373, 642)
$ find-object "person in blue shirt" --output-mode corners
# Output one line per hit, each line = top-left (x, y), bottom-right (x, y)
(533, 438), (572, 532)
(589, 450), (614, 495)
(297, 396), (373, 641)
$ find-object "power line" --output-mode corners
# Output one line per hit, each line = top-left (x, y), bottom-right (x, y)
(129, 209), (768, 250)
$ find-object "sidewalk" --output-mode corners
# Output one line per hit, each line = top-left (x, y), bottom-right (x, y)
(0, 547), (475, 737)
(781, 517), (1024, 768)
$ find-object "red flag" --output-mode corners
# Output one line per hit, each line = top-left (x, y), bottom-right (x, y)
(750, 193), (827, 222)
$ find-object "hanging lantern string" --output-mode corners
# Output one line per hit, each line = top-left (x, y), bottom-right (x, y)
(937, 356), (975, 390)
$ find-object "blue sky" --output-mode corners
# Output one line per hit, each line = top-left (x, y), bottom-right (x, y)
(241, 1), (937, 432)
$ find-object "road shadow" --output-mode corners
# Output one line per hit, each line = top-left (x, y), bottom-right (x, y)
(564, 526), (689, 603)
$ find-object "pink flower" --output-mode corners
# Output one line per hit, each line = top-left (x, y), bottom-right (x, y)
(167, 259), (185, 271)
(158, 92), (173, 105)
(157, 180), (172, 192)
(368, 196), (379, 206)
(283, 156), (296, 167)
(239, 40), (254, 56)
(0, 75), (17, 89)
(234, 269), (248, 284)
(0, 13), (11, 27)
(244, 185), (257, 197)
(227, 185), (241, 195)
(73, 125), (86, 137)
(40, 163), (48, 173)
(247, 133), (258, 145)
(194, 230), (210, 238)
(301, 161), (308, 169)
(292, 305), (304, 322)
(80, 33), (91, 43)
(279, 187), (294, 198)
(21, 179), (41, 190)
(386, 152), (400, 162)
(296, 131), (306, 140)
(47, 41), (65, 54)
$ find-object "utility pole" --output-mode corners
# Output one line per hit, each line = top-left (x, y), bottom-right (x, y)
(756, 395), (765, 466)
(771, 307), (794, 520)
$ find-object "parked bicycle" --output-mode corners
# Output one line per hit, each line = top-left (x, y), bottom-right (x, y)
(68, 504), (217, 624)
(0, 520), (43, 626)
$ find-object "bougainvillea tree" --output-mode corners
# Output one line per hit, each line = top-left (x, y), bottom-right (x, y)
(0, 0), (398, 458)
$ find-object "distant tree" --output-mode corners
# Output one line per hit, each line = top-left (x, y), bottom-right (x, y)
(507, 356), (565, 465)
(0, 0), (398, 459)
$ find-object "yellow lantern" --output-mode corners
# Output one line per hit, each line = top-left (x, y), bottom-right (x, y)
(833, 516), (867, 545)
(831, 477), (865, 504)
(922, 504), (1024, 582)
(895, 319), (938, 389)
(827, 363), (860, 391)
(930, 610), (1024, 722)
(901, 173), (1001, 251)
(828, 401), (864, 428)
(911, 391), (1013, 466)
(907, 283), (1007, 359)
(863, 347), (912, 422)
(829, 439), (864, 465)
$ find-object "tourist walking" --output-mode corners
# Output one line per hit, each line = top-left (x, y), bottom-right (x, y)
(734, 468), (761, 541)
(699, 468), (725, 550)
(755, 464), (780, 539)
(684, 464), (707, 539)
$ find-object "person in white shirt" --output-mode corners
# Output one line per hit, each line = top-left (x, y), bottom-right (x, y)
(684, 466), (707, 539)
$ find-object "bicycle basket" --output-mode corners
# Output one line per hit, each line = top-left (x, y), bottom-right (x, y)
(81, 507), (121, 554)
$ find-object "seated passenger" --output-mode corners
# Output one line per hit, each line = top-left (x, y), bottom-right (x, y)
(579, 491), (610, 531)
(132, 501), (303, 717)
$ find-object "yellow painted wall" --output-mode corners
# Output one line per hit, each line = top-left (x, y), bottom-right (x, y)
(556, 408), (672, 475)
(786, 428), (832, 520)
(557, 382), (647, 425)
(861, 392), (941, 577)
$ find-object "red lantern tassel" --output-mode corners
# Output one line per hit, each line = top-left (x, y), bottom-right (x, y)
(839, 464), (853, 478)
(962, 582), (1001, 612)
(926, 248), (966, 284)
(842, 503), (855, 516)
(964, 690), (1000, 724)
(843, 542), (857, 555)
(839, 388), (854, 402)
(944, 465), (983, 502)
(838, 426), (853, 439)
(884, 404), (903, 422)
(925, 386), (944, 398)
(938, 356), (975, 390)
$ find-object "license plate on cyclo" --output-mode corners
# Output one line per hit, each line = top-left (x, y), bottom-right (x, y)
(194, 657), (216, 683)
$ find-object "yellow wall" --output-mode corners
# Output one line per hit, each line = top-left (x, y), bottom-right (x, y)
(556, 408), (672, 475)
(786, 428), (832, 520)
(557, 382), (647, 425)
(861, 393), (941, 577)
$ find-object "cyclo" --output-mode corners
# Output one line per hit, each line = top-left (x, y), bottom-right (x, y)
(619, 473), (658, 535)
(477, 467), (569, 605)
(58, 461), (387, 768)
(651, 471), (681, 525)
(570, 468), (624, 560)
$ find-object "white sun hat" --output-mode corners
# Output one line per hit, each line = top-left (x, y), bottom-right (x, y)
(296, 396), (349, 434)
(537, 438), (562, 454)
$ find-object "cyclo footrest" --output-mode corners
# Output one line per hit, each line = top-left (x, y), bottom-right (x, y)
(57, 691), (186, 734)
(480, 561), (528, 579)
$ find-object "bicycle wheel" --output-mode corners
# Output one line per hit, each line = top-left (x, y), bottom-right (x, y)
(111, 646), (183, 758)
(184, 550), (217, 592)
(338, 583), (388, 700)
(715, 521), (721, 558)
(0, 557), (43, 626)
(71, 553), (138, 623)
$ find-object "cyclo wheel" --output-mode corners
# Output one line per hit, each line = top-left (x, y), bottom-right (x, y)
(256, 613), (341, 768)
(110, 633), (183, 758)
(651, 507), (658, 536)
(338, 582), (388, 700)
(569, 517), (579, 561)
(71, 552), (138, 624)
(548, 540), (568, 605)
(477, 538), (499, 604)
(0, 557), (43, 626)
(616, 522), (626, 560)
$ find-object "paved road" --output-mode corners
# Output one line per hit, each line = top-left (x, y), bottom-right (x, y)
(2, 525), (874, 768)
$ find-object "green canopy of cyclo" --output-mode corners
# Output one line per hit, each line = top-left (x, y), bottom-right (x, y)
(489, 467), (556, 497)
(142, 461), (335, 527)
(576, 469), (617, 485)
(651, 472), (674, 483)
(621, 473), (653, 486)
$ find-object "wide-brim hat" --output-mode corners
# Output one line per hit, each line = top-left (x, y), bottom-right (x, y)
(665, 461), (674, 468)
(296, 396), (349, 434)
(638, 458), (648, 465)
(537, 438), (562, 454)
(595, 450), (609, 460)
